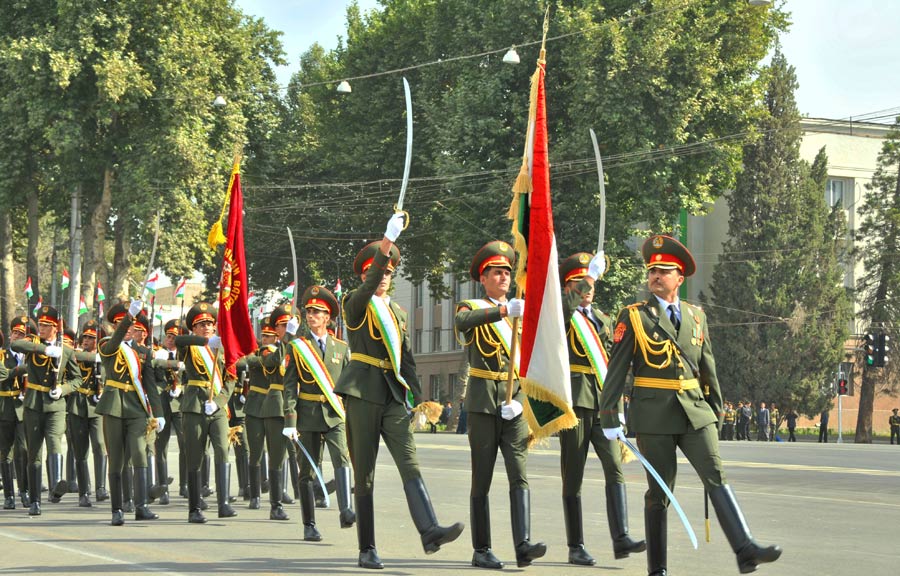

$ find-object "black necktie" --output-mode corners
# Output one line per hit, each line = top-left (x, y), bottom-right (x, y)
(318, 338), (326, 355)
(580, 308), (599, 332)
(668, 304), (681, 332)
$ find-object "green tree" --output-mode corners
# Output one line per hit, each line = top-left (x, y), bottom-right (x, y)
(707, 49), (852, 419)
(853, 117), (900, 442)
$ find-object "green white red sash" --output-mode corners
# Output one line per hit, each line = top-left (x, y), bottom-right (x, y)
(192, 345), (223, 396)
(462, 299), (520, 373)
(367, 296), (409, 391)
(571, 311), (608, 388)
(118, 342), (151, 415)
(289, 337), (345, 420)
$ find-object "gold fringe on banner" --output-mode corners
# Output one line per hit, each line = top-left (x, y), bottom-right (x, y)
(228, 425), (244, 446)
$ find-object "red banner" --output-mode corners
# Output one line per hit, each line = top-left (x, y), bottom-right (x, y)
(218, 161), (257, 377)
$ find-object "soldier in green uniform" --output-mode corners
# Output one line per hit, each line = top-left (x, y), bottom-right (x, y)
(175, 302), (237, 523)
(1, 323), (28, 509)
(229, 361), (250, 502)
(336, 214), (464, 569)
(722, 402), (736, 441)
(96, 302), (165, 525)
(557, 252), (646, 566)
(10, 306), (82, 515)
(79, 321), (109, 502)
(599, 235), (781, 575)
(455, 240), (546, 569)
(269, 307), (300, 506)
(152, 319), (187, 504)
(2, 317), (34, 508)
(242, 314), (291, 520)
(890, 408), (900, 445)
(283, 285), (354, 541)
(68, 320), (106, 507)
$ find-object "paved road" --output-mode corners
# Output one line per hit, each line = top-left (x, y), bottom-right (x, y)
(1, 433), (898, 575)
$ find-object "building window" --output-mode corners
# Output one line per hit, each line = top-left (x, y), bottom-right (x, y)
(415, 282), (425, 308)
(414, 328), (423, 353)
(429, 374), (441, 401)
(432, 327), (442, 352)
(448, 373), (458, 400)
(826, 178), (846, 209)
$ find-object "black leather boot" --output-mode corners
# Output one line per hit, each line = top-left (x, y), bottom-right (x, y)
(201, 453), (212, 497)
(289, 454), (301, 501)
(404, 478), (464, 554)
(178, 452), (187, 498)
(133, 467), (159, 520)
(94, 455), (109, 501)
(235, 444), (249, 501)
(28, 463), (41, 515)
(123, 466), (134, 512)
(335, 466), (355, 528)
(471, 495), (503, 569)
(646, 506), (667, 576)
(148, 452), (165, 502)
(709, 485), (782, 574)
(188, 469), (207, 524)
(606, 483), (646, 558)
(248, 464), (261, 509)
(76, 460), (92, 507)
(260, 453), (269, 493)
(157, 456), (170, 505)
(109, 471), (124, 526)
(216, 462), (237, 518)
(66, 448), (77, 493)
(2, 461), (15, 509)
(510, 488), (546, 567)
(16, 452), (29, 507)
(563, 495), (595, 565)
(356, 493), (383, 569)
(268, 467), (289, 520)
(48, 453), (68, 503)
(300, 479), (322, 541)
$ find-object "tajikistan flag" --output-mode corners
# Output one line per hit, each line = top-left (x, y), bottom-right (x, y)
(78, 295), (89, 315)
(281, 282), (295, 300)
(24, 277), (33, 298)
(174, 277), (186, 300)
(145, 272), (159, 296)
(61, 269), (70, 291)
(32, 296), (42, 316)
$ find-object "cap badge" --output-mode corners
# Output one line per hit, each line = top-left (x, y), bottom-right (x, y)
(652, 236), (664, 248)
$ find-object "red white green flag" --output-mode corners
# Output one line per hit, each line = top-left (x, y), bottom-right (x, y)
(24, 277), (33, 299)
(281, 282), (295, 299)
(174, 277), (186, 299)
(78, 295), (89, 315)
(61, 269), (70, 291)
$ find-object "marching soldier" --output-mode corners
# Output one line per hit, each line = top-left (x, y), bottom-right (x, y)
(890, 408), (900, 445)
(79, 321), (109, 502)
(722, 402), (736, 441)
(242, 315), (291, 520)
(229, 361), (250, 503)
(2, 317), (34, 508)
(336, 214), (464, 569)
(454, 240), (546, 569)
(96, 302), (165, 525)
(599, 235), (781, 575)
(283, 285), (355, 542)
(130, 315), (168, 502)
(557, 252), (645, 565)
(68, 321), (107, 507)
(270, 308), (300, 506)
(175, 302), (237, 523)
(152, 319), (187, 503)
(11, 306), (82, 515)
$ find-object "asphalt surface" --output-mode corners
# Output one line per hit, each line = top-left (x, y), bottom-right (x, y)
(1, 433), (898, 575)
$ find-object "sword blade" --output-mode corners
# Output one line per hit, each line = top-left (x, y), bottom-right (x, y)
(292, 436), (330, 508)
(589, 129), (606, 254)
(286, 227), (299, 311)
(396, 77), (413, 212)
(619, 432), (698, 549)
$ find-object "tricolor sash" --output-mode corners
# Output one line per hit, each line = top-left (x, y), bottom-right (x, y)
(367, 296), (409, 391)
(192, 345), (223, 396)
(289, 338), (345, 420)
(571, 311), (608, 388)
(462, 299), (520, 373)
(118, 342), (151, 415)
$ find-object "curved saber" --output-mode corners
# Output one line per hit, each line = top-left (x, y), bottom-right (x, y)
(396, 77), (413, 212)
(286, 227), (299, 311)
(141, 211), (161, 297)
(619, 432), (698, 549)
(292, 436), (330, 508)
(589, 129), (606, 254)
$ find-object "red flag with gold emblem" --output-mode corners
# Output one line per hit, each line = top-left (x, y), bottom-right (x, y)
(217, 159), (257, 377)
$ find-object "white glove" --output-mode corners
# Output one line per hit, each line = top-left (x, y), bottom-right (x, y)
(177, 361), (186, 372)
(384, 212), (407, 242)
(239, 394), (246, 404)
(506, 298), (525, 318)
(203, 400), (219, 415)
(95, 353), (102, 363)
(207, 335), (222, 349)
(500, 399), (524, 420)
(44, 345), (63, 359)
(618, 412), (627, 426)
(91, 394), (101, 403)
(154, 349), (169, 361)
(588, 251), (606, 279)
(285, 316), (300, 336)
(49, 387), (62, 400)
(155, 417), (166, 432)
(281, 427), (298, 439)
(603, 426), (623, 441)
(128, 299), (143, 317)
(169, 387), (182, 398)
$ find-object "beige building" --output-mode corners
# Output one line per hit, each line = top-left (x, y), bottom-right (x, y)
(394, 117), (891, 404)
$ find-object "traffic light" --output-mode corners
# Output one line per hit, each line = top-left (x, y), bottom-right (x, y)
(865, 333), (877, 366)
(837, 376), (848, 396)
(876, 334), (890, 367)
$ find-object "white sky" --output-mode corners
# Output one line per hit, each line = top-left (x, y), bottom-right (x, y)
(237, 0), (900, 122)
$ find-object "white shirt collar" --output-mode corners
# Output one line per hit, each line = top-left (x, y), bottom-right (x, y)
(654, 295), (680, 314)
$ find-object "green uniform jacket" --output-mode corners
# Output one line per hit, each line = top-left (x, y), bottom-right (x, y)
(1, 349), (26, 421)
(69, 350), (101, 418)
(95, 315), (163, 419)
(152, 349), (183, 413)
(562, 278), (615, 411)
(599, 299), (723, 434)
(454, 297), (524, 415)
(243, 342), (295, 423)
(10, 338), (81, 413)
(284, 334), (348, 432)
(335, 249), (421, 405)
(174, 335), (235, 414)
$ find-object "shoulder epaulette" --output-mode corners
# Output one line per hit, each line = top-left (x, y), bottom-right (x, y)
(625, 302), (643, 310)
(331, 336), (347, 345)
